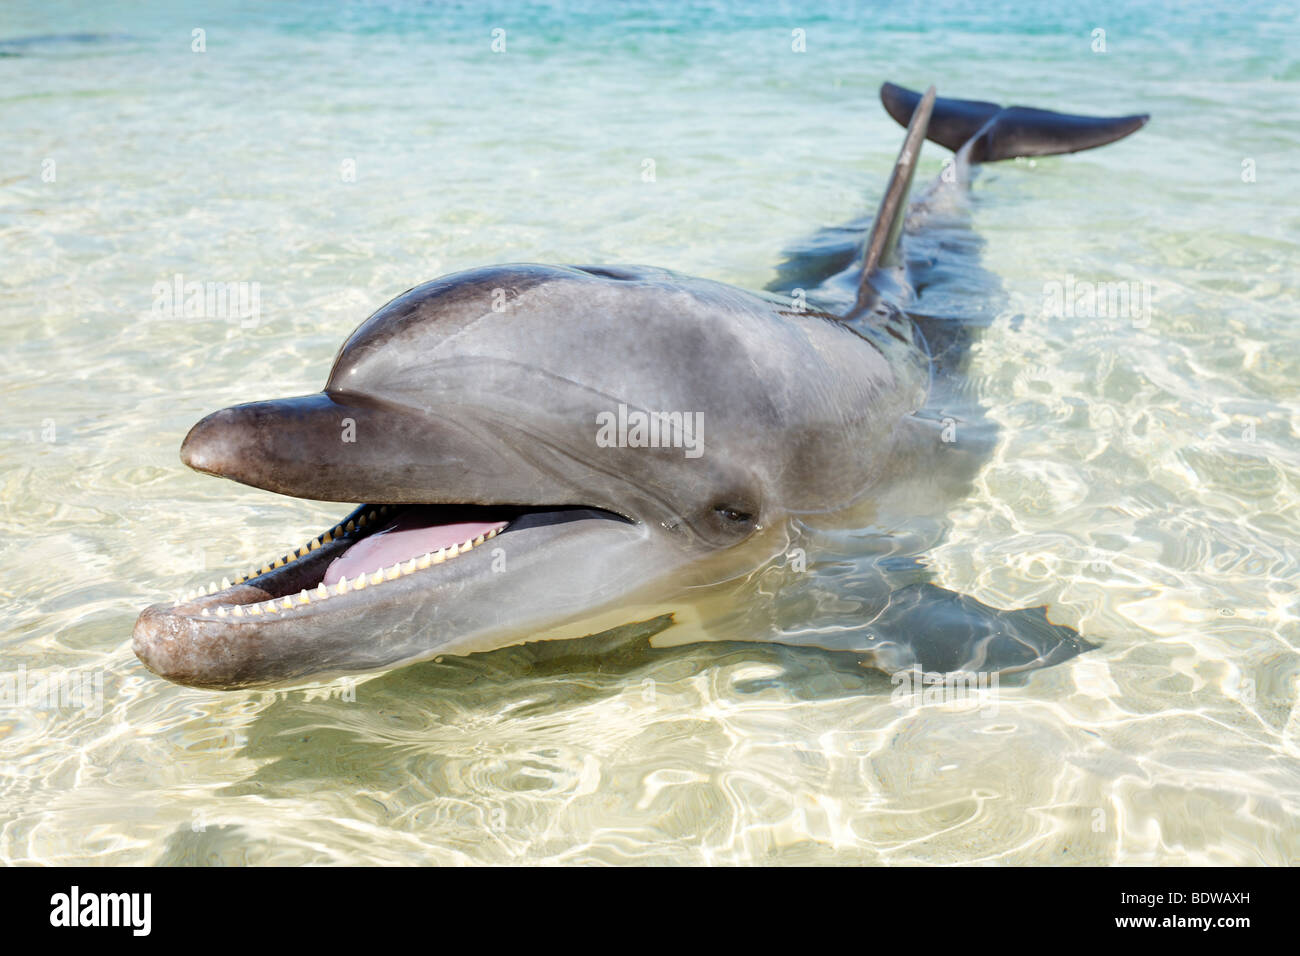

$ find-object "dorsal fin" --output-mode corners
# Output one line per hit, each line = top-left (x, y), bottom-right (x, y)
(850, 85), (935, 317)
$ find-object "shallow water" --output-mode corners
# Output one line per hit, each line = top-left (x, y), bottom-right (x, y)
(2, 1), (1298, 864)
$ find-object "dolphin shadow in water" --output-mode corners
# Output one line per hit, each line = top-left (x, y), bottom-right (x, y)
(212, 606), (1087, 800)
(133, 83), (1146, 691)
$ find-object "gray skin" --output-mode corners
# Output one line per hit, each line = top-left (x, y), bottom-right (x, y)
(133, 84), (1146, 690)
(134, 264), (931, 688)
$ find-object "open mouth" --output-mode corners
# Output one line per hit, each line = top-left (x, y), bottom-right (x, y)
(135, 386), (654, 689)
(134, 499), (638, 689)
(167, 503), (615, 619)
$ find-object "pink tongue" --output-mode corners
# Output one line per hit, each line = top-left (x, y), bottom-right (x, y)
(322, 508), (508, 586)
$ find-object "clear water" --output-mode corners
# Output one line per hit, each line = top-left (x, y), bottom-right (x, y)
(2, 0), (1297, 864)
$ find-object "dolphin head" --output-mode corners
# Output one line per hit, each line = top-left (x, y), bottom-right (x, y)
(133, 263), (923, 689)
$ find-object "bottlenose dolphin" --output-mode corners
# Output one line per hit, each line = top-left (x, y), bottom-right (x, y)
(133, 83), (1148, 690)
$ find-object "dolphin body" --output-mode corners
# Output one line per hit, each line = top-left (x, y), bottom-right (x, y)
(134, 84), (1148, 690)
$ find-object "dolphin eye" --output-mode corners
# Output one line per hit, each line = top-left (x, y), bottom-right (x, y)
(715, 506), (753, 524)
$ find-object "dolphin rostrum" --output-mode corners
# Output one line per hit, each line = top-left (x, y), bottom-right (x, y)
(134, 83), (1149, 689)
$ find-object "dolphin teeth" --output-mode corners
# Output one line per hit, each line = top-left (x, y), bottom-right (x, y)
(200, 607), (209, 616)
(431, 549), (446, 564)
(448, 542), (460, 557)
(473, 535), (485, 546)
(202, 506), (419, 614)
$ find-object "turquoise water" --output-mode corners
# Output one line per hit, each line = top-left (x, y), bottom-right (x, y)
(2, 1), (1298, 864)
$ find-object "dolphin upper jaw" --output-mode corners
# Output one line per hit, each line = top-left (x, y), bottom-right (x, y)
(178, 392), (530, 507)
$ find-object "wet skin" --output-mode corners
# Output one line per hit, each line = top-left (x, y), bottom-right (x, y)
(133, 84), (1145, 689)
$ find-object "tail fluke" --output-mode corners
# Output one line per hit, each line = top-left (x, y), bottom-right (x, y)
(880, 81), (1149, 163)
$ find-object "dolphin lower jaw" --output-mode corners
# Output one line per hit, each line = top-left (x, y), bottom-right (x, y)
(131, 500), (634, 689)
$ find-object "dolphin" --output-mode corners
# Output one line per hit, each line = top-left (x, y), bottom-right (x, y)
(133, 83), (1148, 690)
